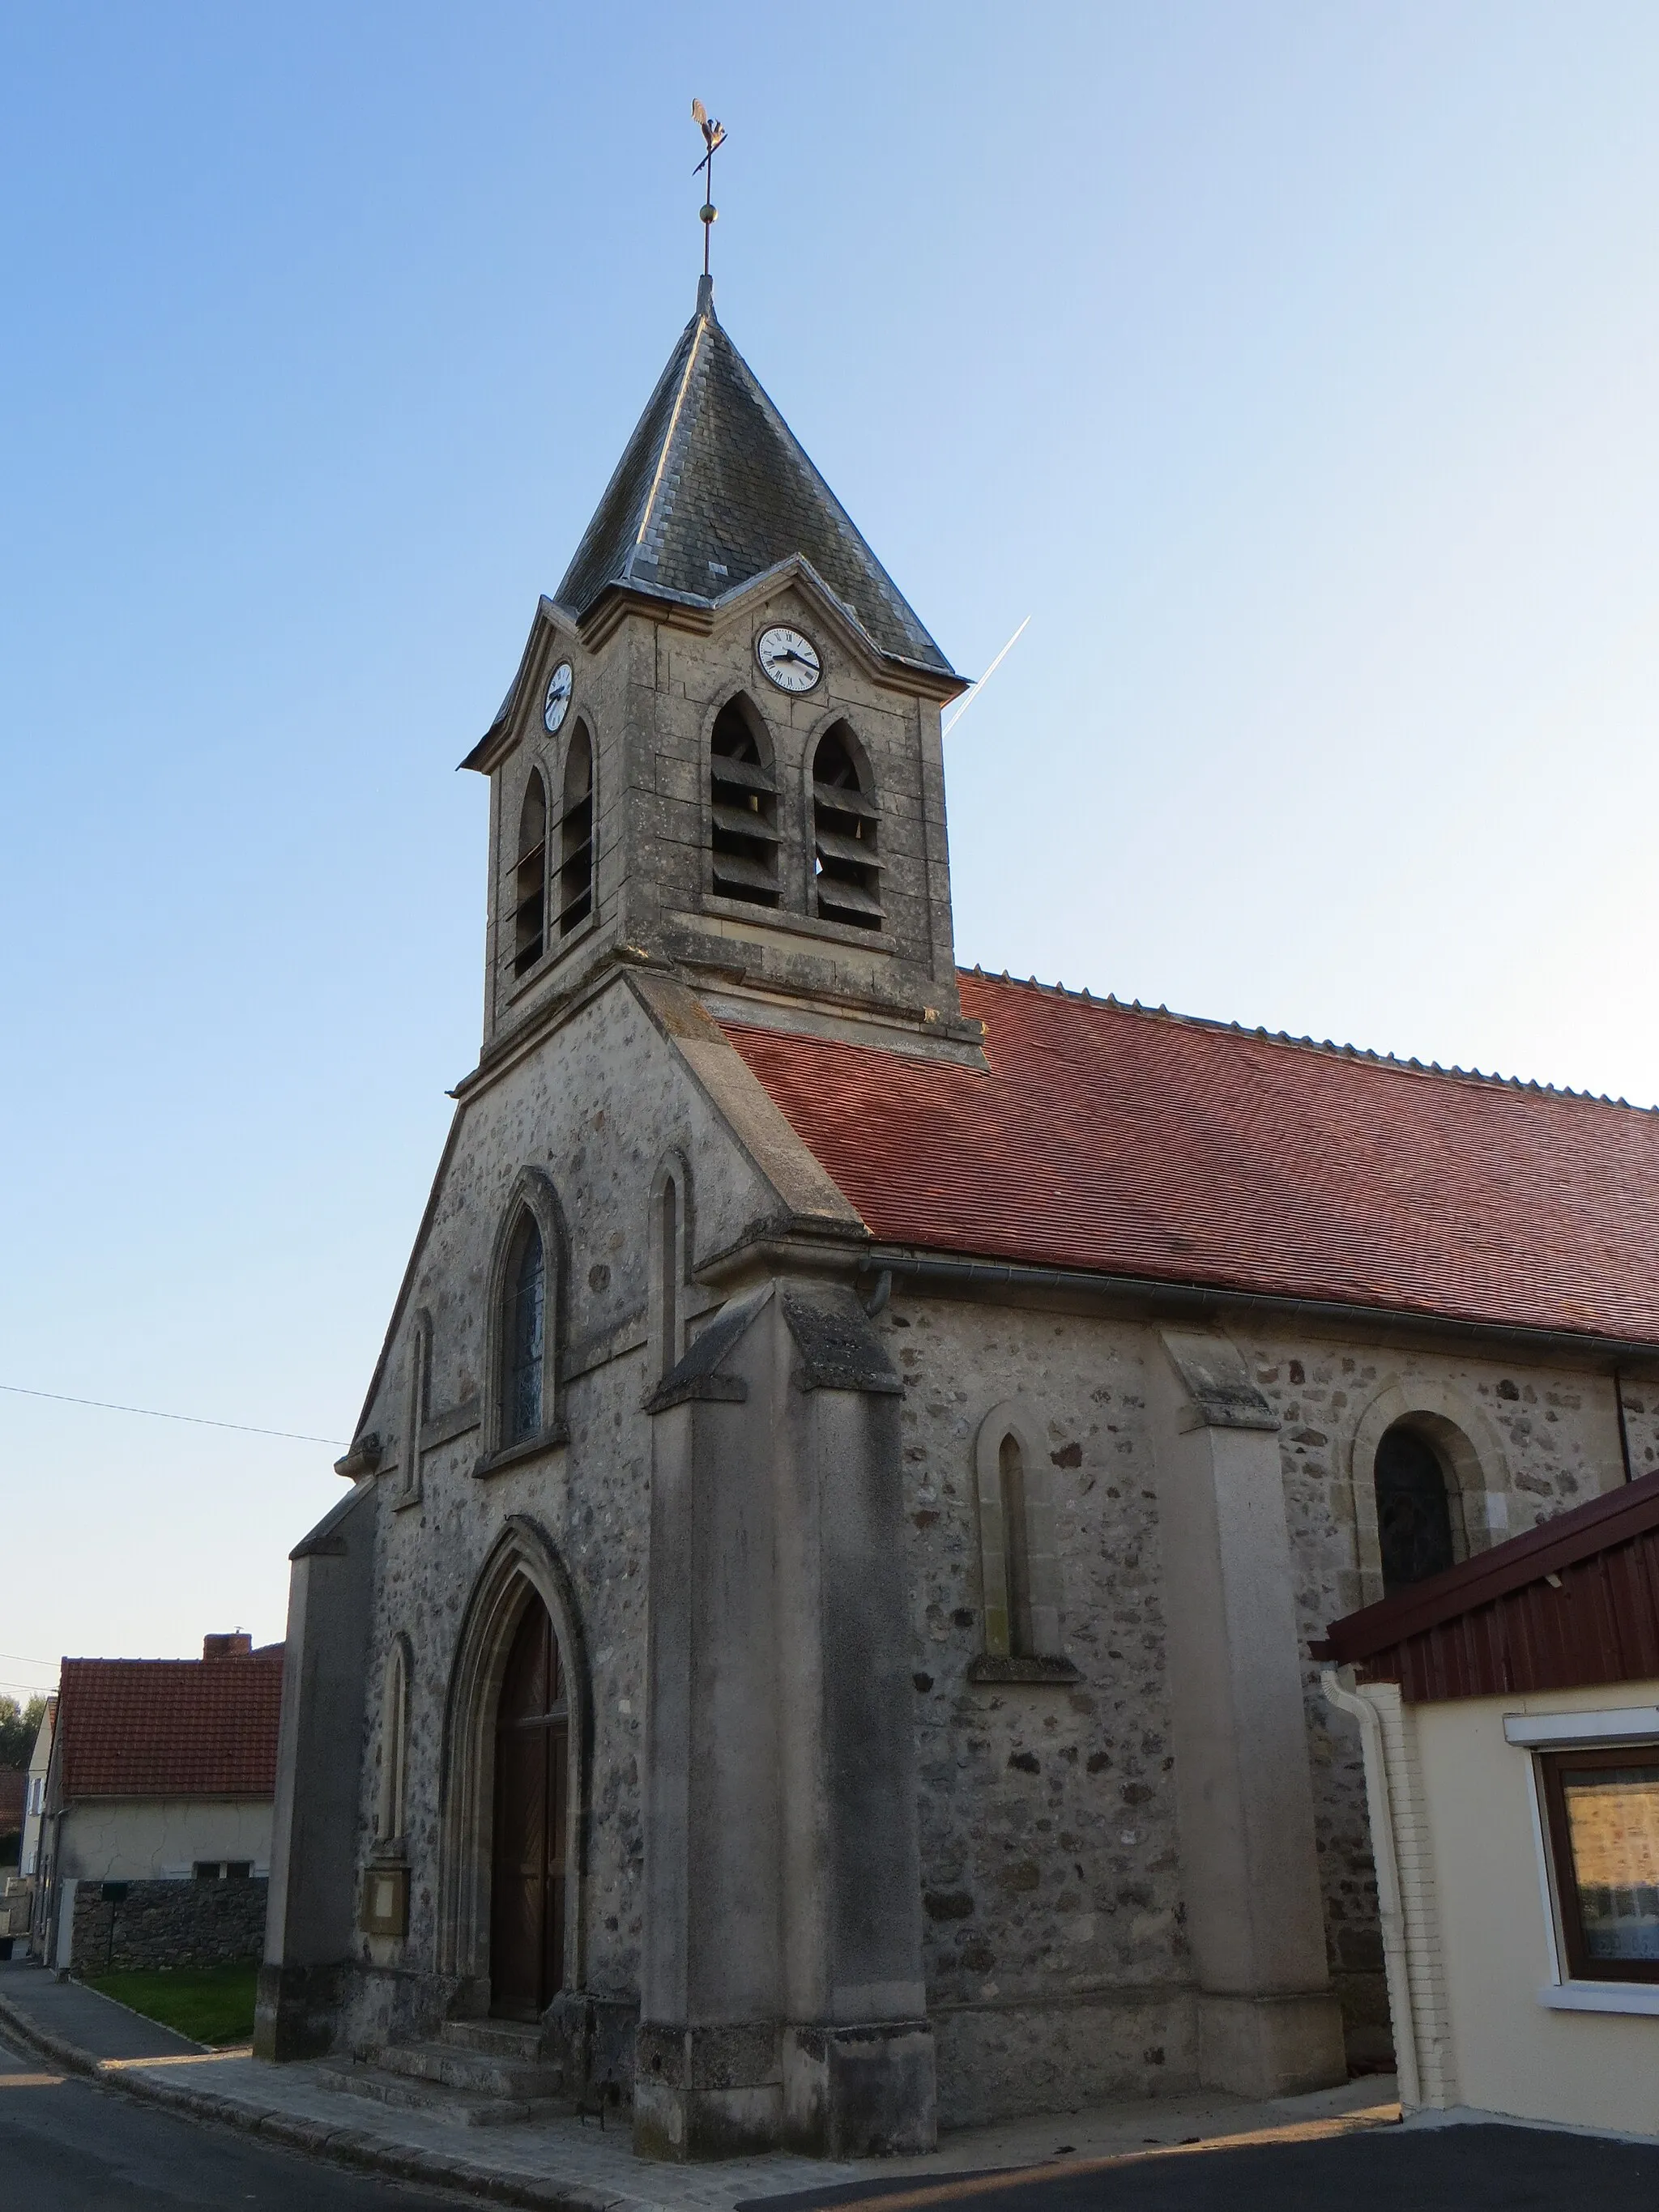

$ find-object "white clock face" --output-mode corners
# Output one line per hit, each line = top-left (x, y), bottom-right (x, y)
(543, 661), (574, 735)
(756, 625), (822, 694)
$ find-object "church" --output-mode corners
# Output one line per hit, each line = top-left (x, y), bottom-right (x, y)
(255, 271), (1659, 2159)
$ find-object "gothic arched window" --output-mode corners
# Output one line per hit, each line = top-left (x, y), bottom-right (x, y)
(513, 774), (548, 975)
(377, 1639), (411, 1847)
(811, 725), (881, 929)
(1375, 1422), (1456, 1592)
(502, 1214), (547, 1447)
(557, 725), (594, 937)
(999, 1434), (1034, 1656)
(710, 699), (778, 907)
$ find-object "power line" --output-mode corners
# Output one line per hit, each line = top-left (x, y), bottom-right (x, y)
(0, 1382), (343, 1448)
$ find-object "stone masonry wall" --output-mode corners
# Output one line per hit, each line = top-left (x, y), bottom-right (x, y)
(886, 1293), (1639, 2107)
(339, 977), (779, 2056)
(71, 1877), (266, 1974)
(885, 1294), (1193, 2124)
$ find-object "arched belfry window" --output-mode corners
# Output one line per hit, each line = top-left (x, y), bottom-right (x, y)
(710, 699), (778, 906)
(502, 1213), (546, 1447)
(1375, 1422), (1456, 1592)
(557, 725), (594, 937)
(811, 724), (881, 929)
(513, 774), (548, 975)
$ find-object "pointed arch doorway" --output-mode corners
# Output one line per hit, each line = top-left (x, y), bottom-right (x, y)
(489, 1594), (568, 2020)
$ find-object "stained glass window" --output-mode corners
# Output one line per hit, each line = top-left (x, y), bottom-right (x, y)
(1375, 1424), (1456, 1592)
(504, 1217), (545, 1445)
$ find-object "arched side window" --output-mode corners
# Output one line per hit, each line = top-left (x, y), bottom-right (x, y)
(970, 1401), (1073, 1679)
(503, 1214), (546, 1447)
(811, 723), (881, 930)
(375, 1636), (412, 1849)
(512, 773), (548, 976)
(480, 1170), (567, 1472)
(649, 1153), (692, 1382)
(557, 723), (594, 937)
(710, 698), (778, 907)
(1375, 1421), (1456, 1592)
(395, 1311), (432, 1511)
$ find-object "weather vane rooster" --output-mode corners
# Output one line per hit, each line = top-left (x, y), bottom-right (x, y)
(692, 99), (726, 279)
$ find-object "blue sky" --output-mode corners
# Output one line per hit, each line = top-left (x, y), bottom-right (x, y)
(4, 3), (1659, 1679)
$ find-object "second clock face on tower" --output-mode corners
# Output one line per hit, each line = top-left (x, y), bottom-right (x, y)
(756, 626), (822, 694)
(543, 661), (574, 734)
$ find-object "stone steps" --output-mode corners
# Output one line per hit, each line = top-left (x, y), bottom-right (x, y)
(317, 2021), (569, 2127)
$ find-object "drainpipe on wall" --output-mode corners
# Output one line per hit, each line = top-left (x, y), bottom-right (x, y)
(1320, 1668), (1422, 2111)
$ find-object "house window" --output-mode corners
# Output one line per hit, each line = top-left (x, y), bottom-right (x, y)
(710, 699), (778, 906)
(1375, 1422), (1456, 1592)
(1541, 1746), (1659, 1982)
(557, 724), (594, 936)
(811, 725), (881, 929)
(512, 773), (548, 976)
(503, 1215), (546, 1446)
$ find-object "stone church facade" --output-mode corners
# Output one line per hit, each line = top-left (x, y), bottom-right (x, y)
(255, 275), (1659, 2158)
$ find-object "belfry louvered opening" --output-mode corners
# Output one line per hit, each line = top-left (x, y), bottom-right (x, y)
(557, 725), (594, 936)
(512, 774), (548, 975)
(812, 726), (881, 928)
(710, 700), (778, 907)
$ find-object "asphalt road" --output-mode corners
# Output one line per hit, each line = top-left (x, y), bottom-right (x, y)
(0, 2029), (459, 2211)
(743, 2121), (1659, 2212)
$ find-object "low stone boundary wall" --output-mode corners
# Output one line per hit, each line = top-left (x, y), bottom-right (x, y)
(70, 1877), (267, 1973)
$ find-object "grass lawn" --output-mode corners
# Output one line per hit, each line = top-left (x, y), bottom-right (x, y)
(83, 1962), (258, 2046)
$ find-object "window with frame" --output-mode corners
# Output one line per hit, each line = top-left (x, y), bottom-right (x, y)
(1540, 1744), (1659, 1981)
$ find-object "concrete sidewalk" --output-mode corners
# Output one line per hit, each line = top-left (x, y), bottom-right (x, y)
(0, 1961), (1400, 2212)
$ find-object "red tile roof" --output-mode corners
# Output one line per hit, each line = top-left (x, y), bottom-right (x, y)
(54, 1653), (284, 1801)
(723, 971), (1659, 1345)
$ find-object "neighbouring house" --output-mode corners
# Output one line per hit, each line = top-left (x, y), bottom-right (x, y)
(36, 1634), (284, 1975)
(19, 1696), (55, 1881)
(1316, 1467), (1659, 2137)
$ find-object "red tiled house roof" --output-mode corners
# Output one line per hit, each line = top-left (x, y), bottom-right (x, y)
(723, 970), (1659, 1345)
(54, 1654), (284, 1801)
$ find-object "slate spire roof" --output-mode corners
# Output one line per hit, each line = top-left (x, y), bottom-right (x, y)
(556, 279), (954, 677)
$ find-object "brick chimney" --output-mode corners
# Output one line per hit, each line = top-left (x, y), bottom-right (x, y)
(203, 1632), (254, 1661)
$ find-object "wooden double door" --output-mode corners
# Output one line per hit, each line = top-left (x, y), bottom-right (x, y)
(489, 1596), (568, 2021)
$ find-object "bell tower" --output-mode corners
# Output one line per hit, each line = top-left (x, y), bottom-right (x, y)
(461, 279), (983, 1068)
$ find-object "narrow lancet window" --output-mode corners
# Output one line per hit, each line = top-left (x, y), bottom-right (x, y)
(377, 1641), (410, 1845)
(557, 726), (594, 936)
(1375, 1423), (1456, 1592)
(513, 774), (548, 974)
(710, 700), (778, 906)
(659, 1176), (679, 1378)
(811, 726), (881, 928)
(999, 1434), (1034, 1657)
(503, 1216), (546, 1445)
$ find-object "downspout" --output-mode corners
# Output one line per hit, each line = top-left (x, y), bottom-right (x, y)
(1321, 1669), (1422, 2110)
(1614, 1369), (1635, 1483)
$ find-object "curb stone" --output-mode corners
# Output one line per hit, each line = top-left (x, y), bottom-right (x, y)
(0, 1989), (624, 2211)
